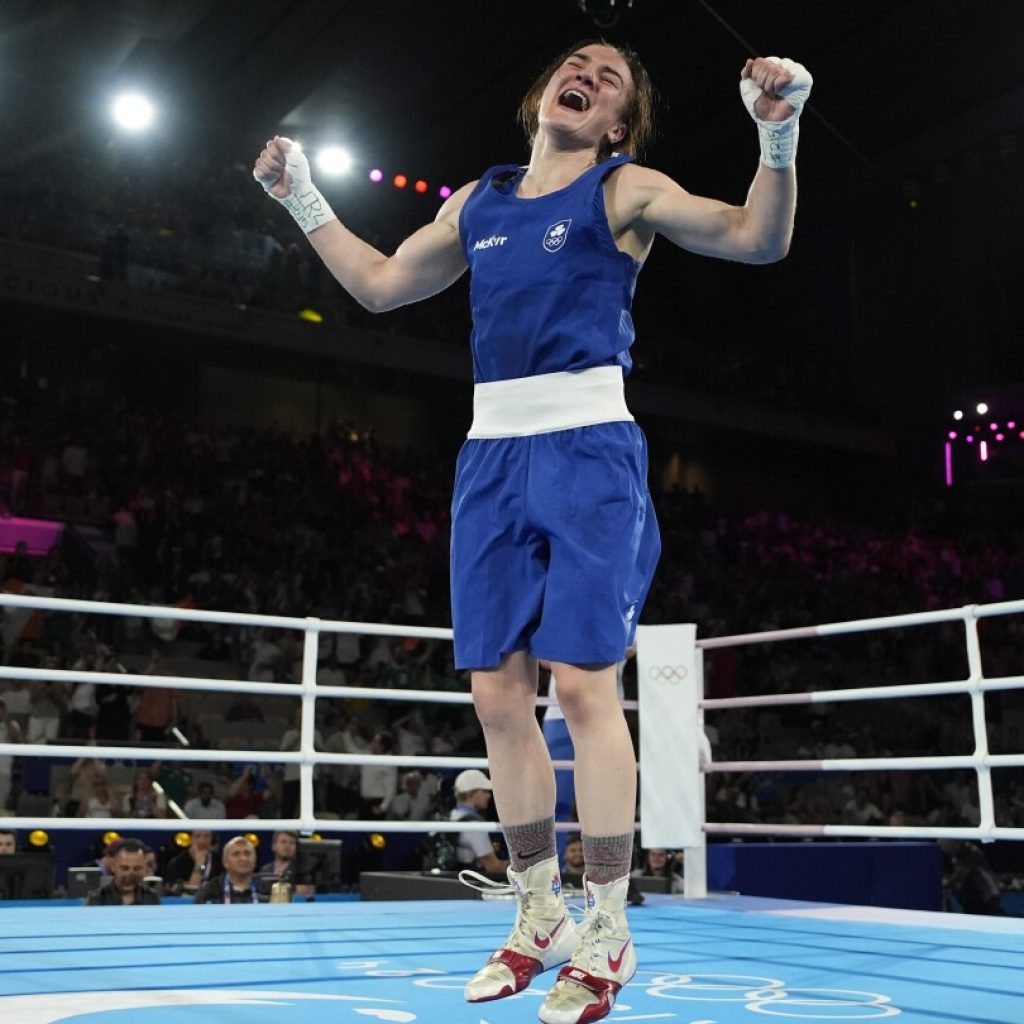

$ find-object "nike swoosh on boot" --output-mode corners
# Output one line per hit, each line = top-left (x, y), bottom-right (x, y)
(607, 938), (632, 973)
(534, 915), (566, 950)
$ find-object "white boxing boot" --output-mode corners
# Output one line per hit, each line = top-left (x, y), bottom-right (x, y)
(538, 873), (636, 1024)
(461, 856), (579, 1003)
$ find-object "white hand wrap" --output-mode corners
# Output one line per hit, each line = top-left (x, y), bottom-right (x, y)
(260, 142), (338, 234)
(739, 56), (813, 169)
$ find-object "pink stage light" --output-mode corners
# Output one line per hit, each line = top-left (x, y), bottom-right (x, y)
(1008, 421), (1017, 429)
(980, 440), (989, 461)
(369, 168), (383, 182)
(944, 442), (953, 487)
(966, 435), (974, 443)
(996, 434), (1005, 442)
(439, 185), (452, 198)
(948, 431), (957, 440)
(990, 422), (999, 431)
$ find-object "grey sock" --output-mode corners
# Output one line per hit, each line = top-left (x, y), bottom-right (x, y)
(582, 831), (634, 885)
(503, 816), (556, 873)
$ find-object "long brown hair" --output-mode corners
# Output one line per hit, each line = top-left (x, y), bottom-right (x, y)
(517, 39), (656, 162)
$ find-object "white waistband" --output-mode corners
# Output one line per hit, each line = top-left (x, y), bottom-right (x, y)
(467, 366), (634, 439)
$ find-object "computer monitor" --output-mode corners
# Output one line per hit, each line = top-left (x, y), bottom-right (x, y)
(67, 865), (103, 900)
(295, 839), (342, 893)
(0, 852), (56, 900)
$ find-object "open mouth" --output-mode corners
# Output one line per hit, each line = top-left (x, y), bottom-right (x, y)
(558, 89), (589, 112)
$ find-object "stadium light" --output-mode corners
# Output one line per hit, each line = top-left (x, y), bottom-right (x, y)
(316, 146), (354, 176)
(111, 92), (155, 132)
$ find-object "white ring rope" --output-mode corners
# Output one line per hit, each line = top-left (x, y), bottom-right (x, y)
(696, 598), (1024, 649)
(4, 591), (1024, 896)
(685, 596), (1024, 888)
(0, 592), (632, 837)
(702, 673), (1024, 710)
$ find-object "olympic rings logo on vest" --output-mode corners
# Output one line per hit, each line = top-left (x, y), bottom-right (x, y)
(647, 665), (689, 684)
(542, 219), (571, 252)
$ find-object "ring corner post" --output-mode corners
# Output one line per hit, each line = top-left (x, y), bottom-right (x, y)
(299, 617), (321, 830)
(636, 622), (706, 898)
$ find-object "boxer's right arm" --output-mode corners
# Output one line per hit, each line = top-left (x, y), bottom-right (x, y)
(307, 188), (472, 312)
(254, 136), (471, 312)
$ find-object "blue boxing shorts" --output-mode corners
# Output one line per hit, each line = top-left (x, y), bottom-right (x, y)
(450, 419), (661, 670)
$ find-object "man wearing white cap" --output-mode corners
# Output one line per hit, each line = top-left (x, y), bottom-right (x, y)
(451, 769), (508, 876)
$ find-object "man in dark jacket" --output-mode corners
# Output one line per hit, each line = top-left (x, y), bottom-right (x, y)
(86, 839), (161, 906)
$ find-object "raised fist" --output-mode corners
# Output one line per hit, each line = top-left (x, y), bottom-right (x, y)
(253, 136), (294, 199)
(740, 57), (813, 123)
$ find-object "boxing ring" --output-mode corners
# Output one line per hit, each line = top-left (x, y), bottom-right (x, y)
(1, 591), (1023, 1023)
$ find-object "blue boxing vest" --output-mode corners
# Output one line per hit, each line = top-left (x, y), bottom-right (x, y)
(458, 155), (641, 384)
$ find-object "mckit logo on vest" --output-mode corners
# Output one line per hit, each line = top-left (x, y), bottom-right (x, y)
(472, 235), (507, 251)
(543, 219), (571, 252)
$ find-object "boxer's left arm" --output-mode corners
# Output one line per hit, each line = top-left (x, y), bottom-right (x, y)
(618, 57), (811, 264)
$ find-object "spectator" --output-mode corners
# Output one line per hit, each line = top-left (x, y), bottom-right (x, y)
(358, 730), (397, 819)
(841, 787), (885, 826)
(182, 782), (226, 819)
(246, 630), (282, 682)
(943, 771), (974, 818)
(560, 833), (585, 877)
(135, 658), (178, 744)
(387, 770), (437, 821)
(941, 840), (1006, 916)
(451, 769), (506, 876)
(86, 839), (161, 906)
(0, 828), (18, 854)
(392, 710), (428, 757)
(0, 681), (31, 718)
(60, 435), (88, 485)
(316, 655), (346, 686)
(65, 757), (108, 817)
(93, 647), (134, 742)
(429, 720), (458, 756)
(163, 829), (218, 893)
(632, 848), (684, 894)
(62, 674), (97, 740)
(97, 837), (124, 875)
(79, 777), (116, 818)
(121, 768), (167, 819)
(259, 829), (314, 898)
(24, 674), (63, 745)
(323, 714), (366, 818)
(154, 759), (193, 811)
(260, 829), (299, 880)
(278, 710), (324, 818)
(225, 766), (270, 819)
(0, 699), (24, 812)
(194, 835), (260, 904)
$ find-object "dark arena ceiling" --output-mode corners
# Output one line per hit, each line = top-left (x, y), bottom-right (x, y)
(2, 1), (1023, 430)
(4, 1), (1021, 206)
